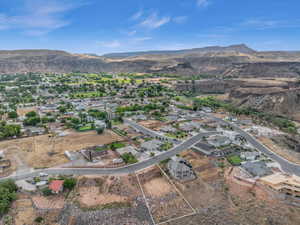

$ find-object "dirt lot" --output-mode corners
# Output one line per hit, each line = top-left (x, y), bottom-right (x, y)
(32, 195), (65, 210)
(0, 130), (124, 169)
(138, 166), (193, 224)
(258, 136), (300, 164)
(76, 175), (140, 209)
(172, 151), (224, 209)
(138, 120), (165, 129)
(61, 174), (152, 225)
(161, 150), (300, 225)
(17, 107), (37, 117)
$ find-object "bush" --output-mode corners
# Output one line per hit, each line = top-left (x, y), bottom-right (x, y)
(121, 153), (138, 164)
(0, 180), (17, 216)
(41, 187), (52, 196)
(34, 217), (44, 223)
(63, 178), (77, 190)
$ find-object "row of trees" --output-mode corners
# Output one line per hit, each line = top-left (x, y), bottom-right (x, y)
(193, 97), (298, 134)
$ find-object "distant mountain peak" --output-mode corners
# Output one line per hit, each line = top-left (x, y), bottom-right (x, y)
(102, 44), (256, 58)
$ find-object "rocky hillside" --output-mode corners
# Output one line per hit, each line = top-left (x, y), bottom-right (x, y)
(0, 45), (300, 77)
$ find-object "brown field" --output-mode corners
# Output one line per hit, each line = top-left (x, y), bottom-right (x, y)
(13, 197), (36, 225)
(32, 195), (65, 210)
(0, 130), (124, 169)
(138, 120), (165, 129)
(17, 107), (37, 117)
(76, 175), (141, 209)
(258, 136), (300, 165)
(138, 166), (193, 223)
(171, 151), (223, 209)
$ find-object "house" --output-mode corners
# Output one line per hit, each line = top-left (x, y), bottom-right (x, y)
(160, 126), (177, 133)
(241, 161), (272, 177)
(240, 151), (260, 161)
(94, 120), (106, 129)
(141, 139), (163, 152)
(179, 122), (201, 132)
(260, 173), (300, 197)
(202, 107), (212, 113)
(193, 142), (216, 156)
(131, 114), (147, 121)
(0, 160), (11, 173)
(49, 180), (64, 194)
(0, 151), (4, 159)
(80, 148), (108, 162)
(25, 127), (46, 136)
(116, 146), (138, 156)
(207, 135), (231, 147)
(168, 156), (196, 181)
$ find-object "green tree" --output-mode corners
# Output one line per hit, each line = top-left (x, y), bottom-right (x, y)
(63, 178), (77, 190)
(7, 111), (18, 119)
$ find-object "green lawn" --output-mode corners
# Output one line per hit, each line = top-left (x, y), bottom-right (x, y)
(227, 155), (242, 166)
(70, 91), (106, 99)
(77, 124), (93, 132)
(110, 142), (126, 150)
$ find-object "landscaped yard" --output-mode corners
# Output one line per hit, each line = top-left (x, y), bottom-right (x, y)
(77, 124), (94, 132)
(227, 155), (242, 166)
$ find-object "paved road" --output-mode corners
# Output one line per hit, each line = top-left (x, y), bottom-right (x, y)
(0, 131), (218, 181)
(198, 113), (300, 176)
(124, 119), (176, 143)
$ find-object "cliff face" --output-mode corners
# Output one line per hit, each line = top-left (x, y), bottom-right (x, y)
(0, 46), (300, 77)
(230, 87), (300, 118)
(176, 78), (300, 118)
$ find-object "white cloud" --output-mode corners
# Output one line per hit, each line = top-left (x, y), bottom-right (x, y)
(139, 12), (171, 29)
(197, 0), (210, 8)
(0, 0), (86, 35)
(99, 40), (122, 48)
(241, 19), (300, 29)
(173, 16), (188, 24)
(131, 10), (143, 21)
(133, 37), (152, 42)
(127, 30), (137, 36)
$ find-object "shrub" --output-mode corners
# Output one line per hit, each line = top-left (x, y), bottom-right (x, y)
(63, 178), (77, 190)
(41, 187), (52, 196)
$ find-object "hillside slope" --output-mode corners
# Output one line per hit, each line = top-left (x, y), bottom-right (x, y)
(0, 45), (300, 77)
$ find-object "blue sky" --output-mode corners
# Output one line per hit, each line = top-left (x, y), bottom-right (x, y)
(0, 0), (299, 54)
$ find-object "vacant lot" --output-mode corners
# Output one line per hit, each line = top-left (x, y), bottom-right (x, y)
(0, 130), (124, 168)
(138, 166), (193, 224)
(76, 175), (141, 209)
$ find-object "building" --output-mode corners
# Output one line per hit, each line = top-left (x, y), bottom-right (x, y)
(141, 139), (163, 152)
(260, 173), (300, 198)
(241, 161), (272, 177)
(207, 135), (231, 147)
(94, 120), (106, 129)
(160, 125), (177, 133)
(116, 146), (138, 156)
(49, 180), (64, 194)
(240, 151), (260, 161)
(168, 156), (195, 181)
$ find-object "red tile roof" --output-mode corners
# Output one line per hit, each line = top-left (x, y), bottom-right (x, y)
(49, 180), (64, 192)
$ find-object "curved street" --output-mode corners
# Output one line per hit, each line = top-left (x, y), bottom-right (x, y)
(2, 113), (300, 181)
(0, 131), (218, 181)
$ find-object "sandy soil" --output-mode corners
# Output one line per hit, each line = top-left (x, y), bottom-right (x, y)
(139, 166), (193, 223)
(259, 136), (300, 165)
(79, 186), (127, 207)
(14, 198), (36, 225)
(32, 195), (65, 210)
(138, 120), (165, 129)
(17, 107), (37, 117)
(76, 175), (141, 209)
(143, 177), (173, 198)
(0, 130), (124, 168)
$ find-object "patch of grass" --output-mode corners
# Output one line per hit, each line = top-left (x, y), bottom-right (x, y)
(227, 155), (242, 166)
(121, 153), (138, 164)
